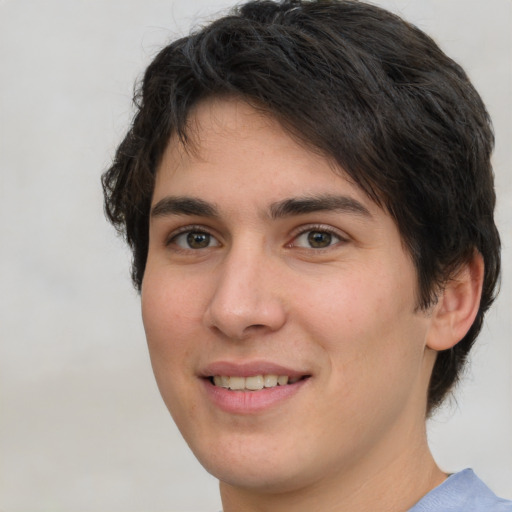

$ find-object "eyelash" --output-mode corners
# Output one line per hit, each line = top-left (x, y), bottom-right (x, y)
(288, 224), (348, 250)
(166, 225), (220, 250)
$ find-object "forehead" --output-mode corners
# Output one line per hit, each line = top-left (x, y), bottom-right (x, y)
(161, 97), (334, 177)
(154, 97), (378, 213)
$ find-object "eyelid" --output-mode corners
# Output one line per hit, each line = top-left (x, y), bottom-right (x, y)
(165, 224), (221, 247)
(287, 224), (349, 248)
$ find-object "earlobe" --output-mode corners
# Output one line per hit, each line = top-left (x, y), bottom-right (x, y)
(426, 252), (484, 351)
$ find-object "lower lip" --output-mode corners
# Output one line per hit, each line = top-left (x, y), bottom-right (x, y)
(202, 378), (308, 414)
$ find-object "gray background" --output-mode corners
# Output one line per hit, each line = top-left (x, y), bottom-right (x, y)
(0, 0), (510, 511)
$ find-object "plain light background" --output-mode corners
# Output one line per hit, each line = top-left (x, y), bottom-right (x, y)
(0, 0), (510, 511)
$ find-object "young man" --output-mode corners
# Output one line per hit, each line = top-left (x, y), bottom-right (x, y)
(102, 1), (510, 510)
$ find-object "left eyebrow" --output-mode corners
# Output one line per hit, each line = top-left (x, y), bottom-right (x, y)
(269, 194), (372, 220)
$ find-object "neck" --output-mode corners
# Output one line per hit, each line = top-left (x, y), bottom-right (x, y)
(219, 421), (446, 512)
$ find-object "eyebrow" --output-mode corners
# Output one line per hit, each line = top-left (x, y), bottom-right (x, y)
(269, 194), (372, 219)
(151, 196), (219, 218)
(150, 193), (372, 220)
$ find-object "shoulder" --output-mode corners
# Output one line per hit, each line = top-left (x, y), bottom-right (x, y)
(408, 469), (512, 512)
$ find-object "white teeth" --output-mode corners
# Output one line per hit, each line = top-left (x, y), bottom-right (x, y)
(245, 375), (264, 390)
(277, 375), (289, 386)
(213, 376), (230, 388)
(228, 376), (245, 390)
(264, 374), (278, 387)
(212, 374), (299, 390)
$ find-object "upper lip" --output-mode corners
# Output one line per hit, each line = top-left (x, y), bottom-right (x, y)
(200, 360), (309, 378)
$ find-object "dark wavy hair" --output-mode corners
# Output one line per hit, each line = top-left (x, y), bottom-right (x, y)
(102, 0), (500, 413)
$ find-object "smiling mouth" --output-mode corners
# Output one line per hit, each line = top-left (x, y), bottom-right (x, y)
(209, 374), (309, 391)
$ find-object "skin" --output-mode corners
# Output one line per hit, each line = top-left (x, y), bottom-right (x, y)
(141, 97), (482, 512)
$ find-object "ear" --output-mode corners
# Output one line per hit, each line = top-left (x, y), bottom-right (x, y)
(426, 252), (484, 351)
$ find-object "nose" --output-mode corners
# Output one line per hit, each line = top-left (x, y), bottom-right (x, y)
(204, 244), (287, 340)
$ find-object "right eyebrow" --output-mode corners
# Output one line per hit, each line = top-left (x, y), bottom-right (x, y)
(150, 196), (219, 218)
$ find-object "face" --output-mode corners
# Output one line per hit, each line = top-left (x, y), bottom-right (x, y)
(142, 98), (437, 494)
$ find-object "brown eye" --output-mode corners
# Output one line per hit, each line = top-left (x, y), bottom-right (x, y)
(307, 231), (333, 248)
(292, 228), (343, 249)
(171, 230), (220, 249)
(187, 232), (211, 249)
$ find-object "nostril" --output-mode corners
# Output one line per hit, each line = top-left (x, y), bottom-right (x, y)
(245, 324), (267, 331)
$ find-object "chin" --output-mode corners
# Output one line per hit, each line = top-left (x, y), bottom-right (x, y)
(207, 460), (309, 494)
(188, 432), (315, 493)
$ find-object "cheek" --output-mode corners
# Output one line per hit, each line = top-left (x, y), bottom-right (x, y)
(293, 268), (386, 340)
(140, 270), (198, 384)
(142, 267), (204, 339)
(140, 272), (202, 419)
(295, 261), (426, 382)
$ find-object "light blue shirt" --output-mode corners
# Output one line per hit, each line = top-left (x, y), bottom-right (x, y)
(408, 469), (512, 511)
